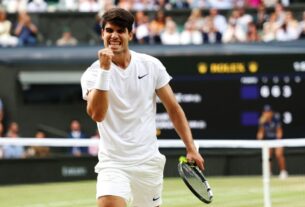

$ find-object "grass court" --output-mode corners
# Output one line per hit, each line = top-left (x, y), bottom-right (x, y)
(0, 176), (304, 207)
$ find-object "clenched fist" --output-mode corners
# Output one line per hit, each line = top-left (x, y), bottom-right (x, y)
(98, 47), (114, 70)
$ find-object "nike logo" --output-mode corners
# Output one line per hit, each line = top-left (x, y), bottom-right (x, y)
(138, 74), (148, 79)
(152, 197), (160, 201)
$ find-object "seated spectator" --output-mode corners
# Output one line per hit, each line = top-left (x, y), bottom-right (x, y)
(184, 8), (205, 31)
(180, 22), (202, 45)
(222, 9), (247, 43)
(27, 0), (48, 12)
(274, 2), (286, 26)
(26, 130), (50, 158)
(56, 27), (78, 46)
(134, 11), (150, 44)
(3, 122), (25, 159)
(148, 10), (166, 44)
(276, 11), (299, 41)
(206, 8), (227, 35)
(88, 130), (99, 156)
(0, 7), (19, 47)
(247, 22), (261, 42)
(188, 0), (206, 9)
(117, 0), (133, 11)
(170, 0), (190, 9)
(67, 119), (87, 157)
(78, 0), (100, 12)
(237, 7), (253, 34)
(58, 0), (78, 11)
(207, 0), (233, 9)
(1, 0), (28, 13)
(262, 12), (281, 42)
(253, 4), (269, 32)
(202, 17), (222, 43)
(298, 11), (305, 39)
(14, 11), (39, 46)
(160, 18), (181, 45)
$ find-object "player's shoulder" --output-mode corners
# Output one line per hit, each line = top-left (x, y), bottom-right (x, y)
(131, 50), (163, 67)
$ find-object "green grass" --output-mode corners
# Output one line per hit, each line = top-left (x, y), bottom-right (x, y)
(0, 176), (304, 207)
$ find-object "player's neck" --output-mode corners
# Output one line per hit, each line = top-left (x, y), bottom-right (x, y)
(112, 51), (131, 69)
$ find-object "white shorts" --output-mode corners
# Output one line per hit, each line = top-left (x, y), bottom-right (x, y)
(96, 153), (166, 207)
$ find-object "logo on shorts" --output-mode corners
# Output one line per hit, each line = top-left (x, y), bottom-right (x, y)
(152, 196), (160, 201)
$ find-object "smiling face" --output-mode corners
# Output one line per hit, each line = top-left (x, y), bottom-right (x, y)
(101, 22), (132, 54)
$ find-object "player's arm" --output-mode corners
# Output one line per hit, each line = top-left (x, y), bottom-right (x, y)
(256, 126), (264, 140)
(86, 48), (113, 122)
(276, 126), (283, 139)
(156, 84), (205, 170)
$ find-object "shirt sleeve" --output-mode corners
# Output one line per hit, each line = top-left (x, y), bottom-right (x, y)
(80, 65), (99, 101)
(155, 60), (172, 89)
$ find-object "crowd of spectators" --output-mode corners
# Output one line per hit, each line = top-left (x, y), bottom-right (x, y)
(0, 1), (304, 47)
(0, 101), (99, 158)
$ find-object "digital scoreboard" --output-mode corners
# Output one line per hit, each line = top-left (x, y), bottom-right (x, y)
(156, 54), (305, 140)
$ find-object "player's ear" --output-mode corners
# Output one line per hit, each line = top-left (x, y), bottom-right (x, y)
(128, 31), (133, 41)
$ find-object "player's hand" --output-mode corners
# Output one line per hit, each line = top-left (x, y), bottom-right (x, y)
(98, 47), (114, 70)
(187, 150), (205, 171)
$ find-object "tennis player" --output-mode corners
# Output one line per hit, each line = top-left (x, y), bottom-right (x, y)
(81, 8), (204, 207)
(257, 105), (288, 179)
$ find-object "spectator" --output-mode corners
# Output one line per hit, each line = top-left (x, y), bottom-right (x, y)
(247, 22), (261, 42)
(274, 2), (286, 26)
(1, 0), (28, 13)
(88, 130), (99, 156)
(26, 130), (50, 158)
(117, 0), (133, 11)
(184, 8), (205, 31)
(180, 22), (203, 44)
(160, 18), (181, 45)
(207, 0), (233, 9)
(237, 7), (253, 34)
(14, 11), (39, 46)
(78, 0), (100, 12)
(58, 0), (78, 11)
(56, 27), (78, 46)
(202, 17), (222, 43)
(188, 0), (207, 9)
(222, 9), (247, 43)
(207, 8), (227, 35)
(170, 0), (190, 9)
(256, 105), (288, 179)
(67, 119), (87, 157)
(3, 122), (25, 159)
(148, 10), (166, 44)
(275, 11), (299, 41)
(262, 0), (277, 8)
(253, 4), (269, 32)
(0, 7), (19, 47)
(298, 11), (305, 39)
(134, 11), (150, 44)
(27, 0), (48, 12)
(262, 12), (281, 42)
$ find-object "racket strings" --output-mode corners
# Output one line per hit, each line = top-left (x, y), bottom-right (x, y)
(182, 164), (211, 201)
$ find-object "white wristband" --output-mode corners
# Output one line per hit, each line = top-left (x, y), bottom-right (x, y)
(94, 70), (110, 91)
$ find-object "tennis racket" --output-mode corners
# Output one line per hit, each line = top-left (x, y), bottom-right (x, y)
(178, 156), (213, 204)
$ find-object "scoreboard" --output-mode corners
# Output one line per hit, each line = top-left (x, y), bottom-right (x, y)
(156, 54), (305, 140)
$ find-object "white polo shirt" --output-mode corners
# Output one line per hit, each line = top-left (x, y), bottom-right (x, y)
(81, 50), (171, 169)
